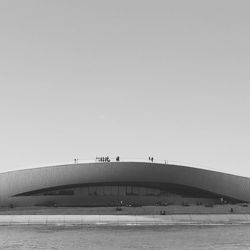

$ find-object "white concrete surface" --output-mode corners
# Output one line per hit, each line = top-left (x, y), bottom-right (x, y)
(0, 214), (250, 226)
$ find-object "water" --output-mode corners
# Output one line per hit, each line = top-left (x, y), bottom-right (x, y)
(0, 224), (250, 249)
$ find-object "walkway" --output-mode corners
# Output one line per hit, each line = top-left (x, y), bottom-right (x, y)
(1, 214), (250, 226)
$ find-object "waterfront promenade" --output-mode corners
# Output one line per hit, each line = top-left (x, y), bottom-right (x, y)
(1, 214), (250, 226)
(0, 205), (250, 226)
(1, 204), (250, 215)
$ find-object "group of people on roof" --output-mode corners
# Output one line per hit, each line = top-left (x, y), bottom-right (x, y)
(96, 156), (120, 162)
(74, 156), (155, 164)
(149, 156), (154, 162)
(96, 156), (110, 162)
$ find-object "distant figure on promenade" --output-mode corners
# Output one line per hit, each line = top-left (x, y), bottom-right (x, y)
(116, 156), (120, 162)
(74, 158), (78, 164)
(220, 197), (224, 204)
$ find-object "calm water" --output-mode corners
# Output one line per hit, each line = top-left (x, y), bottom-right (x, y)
(0, 224), (250, 250)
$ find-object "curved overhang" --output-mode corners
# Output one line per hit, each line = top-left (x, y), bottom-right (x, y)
(0, 162), (250, 204)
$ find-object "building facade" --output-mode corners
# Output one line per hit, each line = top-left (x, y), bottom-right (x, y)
(0, 162), (249, 207)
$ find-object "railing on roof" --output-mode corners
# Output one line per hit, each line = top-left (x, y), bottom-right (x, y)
(7, 157), (242, 178)
(20, 157), (224, 175)
(72, 157), (168, 165)
(67, 157), (225, 174)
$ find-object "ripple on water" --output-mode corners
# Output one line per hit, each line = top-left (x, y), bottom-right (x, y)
(0, 224), (250, 249)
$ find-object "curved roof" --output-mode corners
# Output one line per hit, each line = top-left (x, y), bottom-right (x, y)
(0, 162), (250, 203)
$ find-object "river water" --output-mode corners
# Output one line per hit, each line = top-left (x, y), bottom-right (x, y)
(0, 224), (250, 249)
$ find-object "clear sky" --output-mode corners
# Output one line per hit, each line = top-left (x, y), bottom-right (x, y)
(0, 1), (250, 176)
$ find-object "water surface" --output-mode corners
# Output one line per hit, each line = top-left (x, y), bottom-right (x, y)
(0, 224), (250, 249)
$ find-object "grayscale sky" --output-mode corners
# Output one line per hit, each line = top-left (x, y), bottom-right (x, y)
(0, 0), (250, 176)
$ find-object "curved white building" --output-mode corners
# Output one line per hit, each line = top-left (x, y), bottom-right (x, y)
(0, 161), (249, 207)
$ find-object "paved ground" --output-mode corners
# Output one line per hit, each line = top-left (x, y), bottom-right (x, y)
(0, 204), (249, 215)
(0, 205), (250, 226)
(0, 214), (250, 226)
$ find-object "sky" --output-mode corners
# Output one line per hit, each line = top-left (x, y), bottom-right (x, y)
(0, 0), (250, 176)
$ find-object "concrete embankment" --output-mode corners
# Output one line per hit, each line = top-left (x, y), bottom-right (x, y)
(1, 214), (250, 226)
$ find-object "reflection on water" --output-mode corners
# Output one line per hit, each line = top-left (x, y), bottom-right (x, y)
(0, 224), (250, 249)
